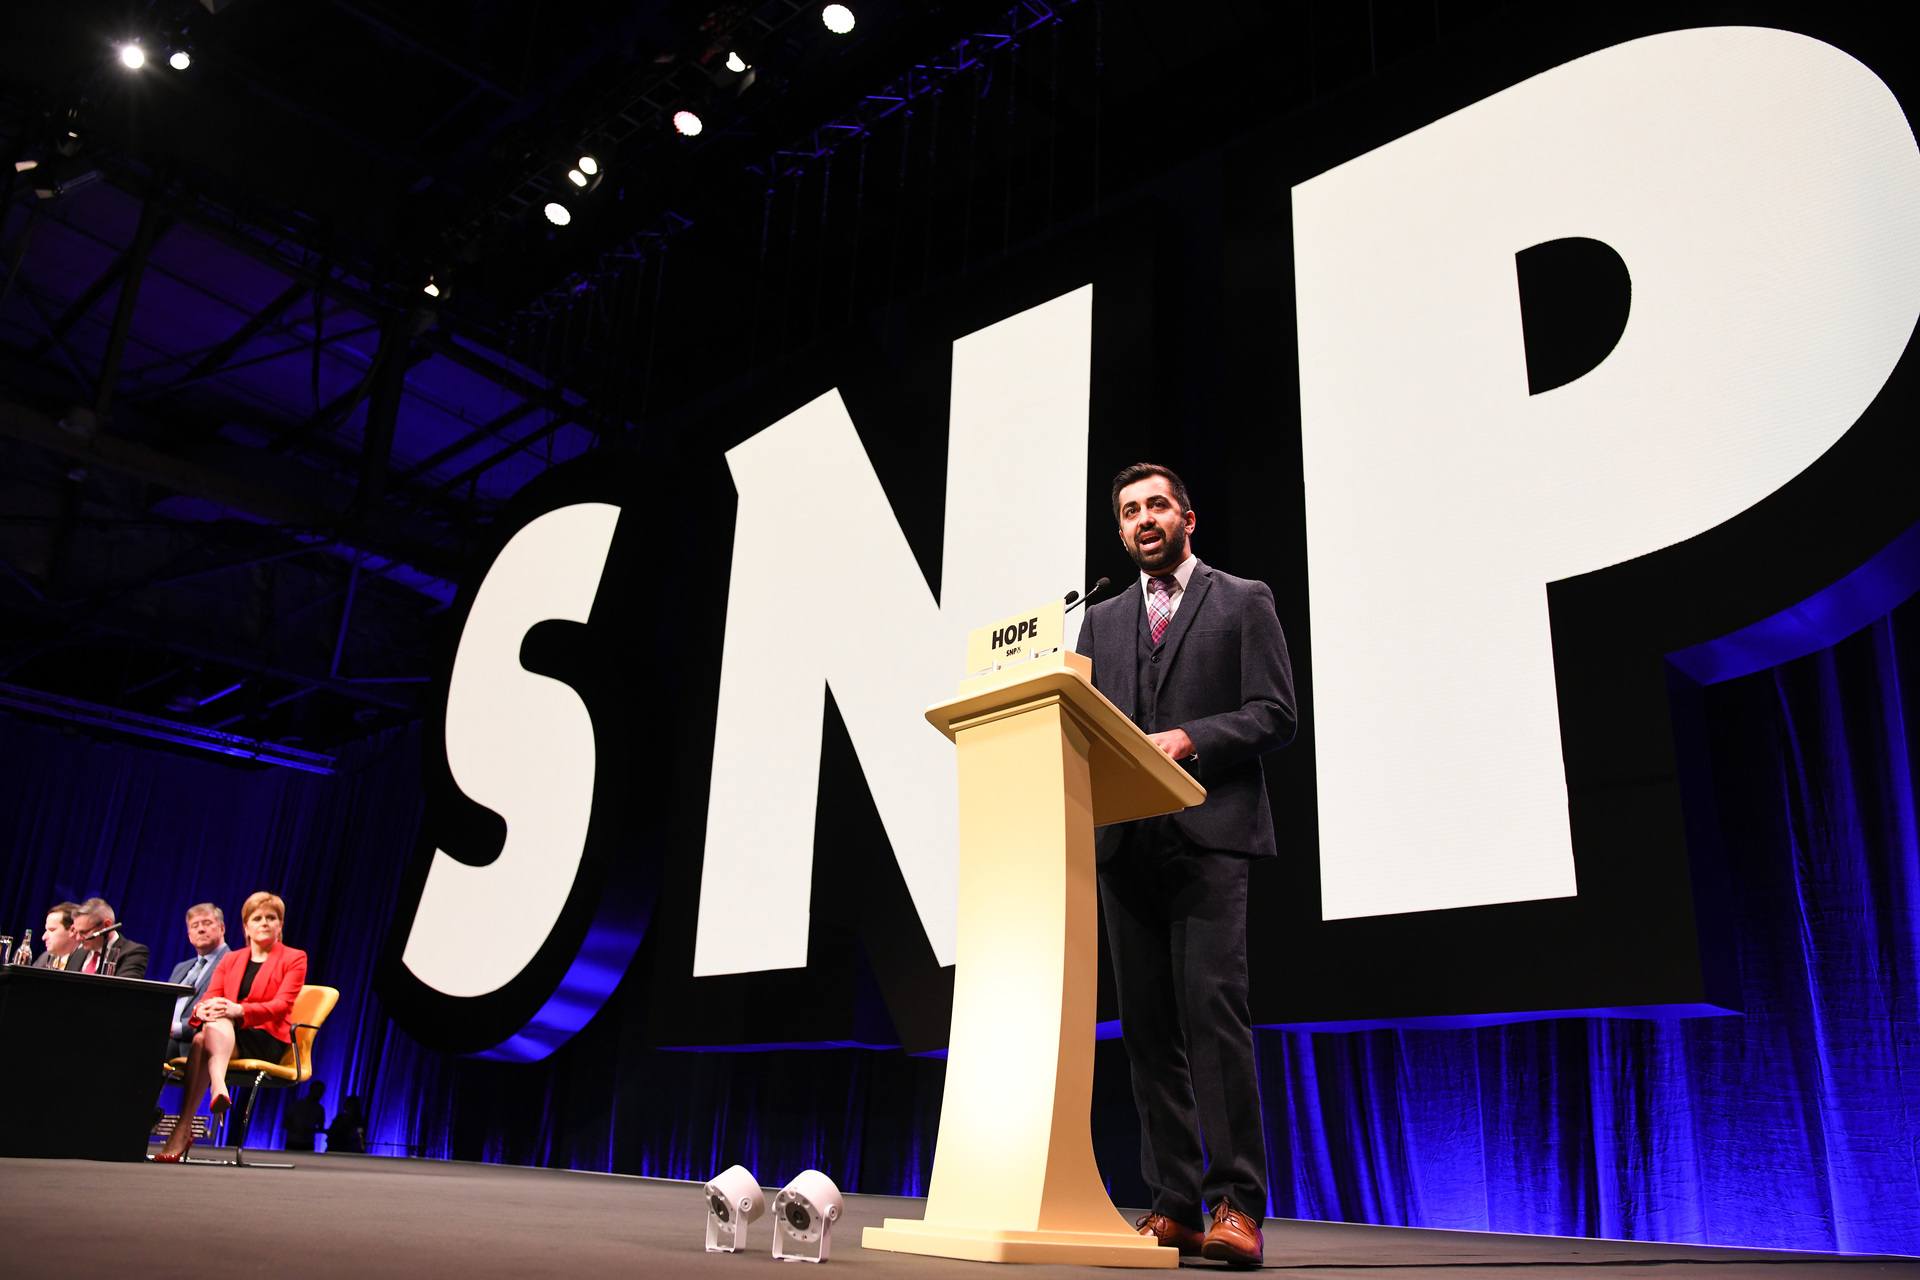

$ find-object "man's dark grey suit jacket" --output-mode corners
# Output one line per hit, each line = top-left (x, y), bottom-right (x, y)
(1073, 560), (1296, 860)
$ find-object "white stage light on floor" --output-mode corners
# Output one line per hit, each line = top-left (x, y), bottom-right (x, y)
(821, 5), (856, 35)
(672, 109), (703, 137)
(726, 51), (749, 73)
(772, 1170), (842, 1263)
(118, 43), (147, 70)
(704, 1164), (766, 1252)
(169, 49), (192, 71)
(567, 167), (587, 187)
(543, 201), (572, 226)
(578, 154), (599, 176)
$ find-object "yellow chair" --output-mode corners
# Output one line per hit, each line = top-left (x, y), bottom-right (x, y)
(164, 984), (340, 1168)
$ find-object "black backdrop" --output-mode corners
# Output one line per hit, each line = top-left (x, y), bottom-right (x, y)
(393, 2), (1920, 1057)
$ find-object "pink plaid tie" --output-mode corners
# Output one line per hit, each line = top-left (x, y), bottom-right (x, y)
(1147, 575), (1175, 645)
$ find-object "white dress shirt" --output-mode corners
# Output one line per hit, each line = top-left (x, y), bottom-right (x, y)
(1138, 553), (1200, 618)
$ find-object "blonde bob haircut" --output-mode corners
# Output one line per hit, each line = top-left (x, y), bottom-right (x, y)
(240, 891), (286, 926)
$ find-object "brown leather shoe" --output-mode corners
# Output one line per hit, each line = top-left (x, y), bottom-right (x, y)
(1201, 1199), (1265, 1267)
(1133, 1211), (1205, 1256)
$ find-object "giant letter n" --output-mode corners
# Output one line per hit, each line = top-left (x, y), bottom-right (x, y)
(694, 286), (1093, 976)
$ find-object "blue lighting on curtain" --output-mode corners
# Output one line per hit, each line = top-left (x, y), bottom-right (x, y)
(1250, 595), (1920, 1253)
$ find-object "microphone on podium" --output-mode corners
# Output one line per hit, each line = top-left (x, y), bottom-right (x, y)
(1063, 577), (1112, 615)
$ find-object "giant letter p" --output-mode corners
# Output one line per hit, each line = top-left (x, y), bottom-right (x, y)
(1293, 28), (1920, 922)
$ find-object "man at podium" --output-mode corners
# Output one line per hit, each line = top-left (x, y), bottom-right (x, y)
(1074, 463), (1297, 1267)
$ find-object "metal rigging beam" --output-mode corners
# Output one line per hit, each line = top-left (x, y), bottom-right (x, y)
(163, 279), (309, 390)
(355, 312), (413, 513)
(436, 412), (575, 495)
(92, 194), (167, 423)
(0, 396), (463, 581)
(24, 212), (172, 364)
(266, 335), (431, 456)
(393, 398), (539, 486)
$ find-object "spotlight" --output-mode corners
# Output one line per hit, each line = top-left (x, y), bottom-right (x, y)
(821, 4), (856, 35)
(543, 202), (572, 226)
(772, 1170), (843, 1263)
(577, 154), (599, 176)
(703, 1165), (766, 1253)
(567, 168), (587, 187)
(672, 109), (703, 137)
(117, 42), (147, 70)
(422, 278), (441, 298)
(168, 49), (192, 71)
(14, 159), (39, 173)
(725, 51), (750, 73)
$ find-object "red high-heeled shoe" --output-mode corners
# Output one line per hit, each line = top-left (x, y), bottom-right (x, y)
(150, 1136), (193, 1164)
(209, 1091), (230, 1116)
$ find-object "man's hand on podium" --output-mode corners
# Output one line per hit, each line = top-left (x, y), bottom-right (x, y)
(1147, 728), (1195, 764)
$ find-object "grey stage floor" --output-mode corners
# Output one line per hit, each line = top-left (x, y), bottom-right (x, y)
(2, 1150), (1915, 1278)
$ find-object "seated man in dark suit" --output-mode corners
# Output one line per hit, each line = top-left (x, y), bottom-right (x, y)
(71, 897), (149, 978)
(164, 903), (230, 1059)
(31, 902), (84, 971)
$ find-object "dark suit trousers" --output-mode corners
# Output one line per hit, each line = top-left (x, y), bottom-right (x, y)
(1099, 818), (1268, 1225)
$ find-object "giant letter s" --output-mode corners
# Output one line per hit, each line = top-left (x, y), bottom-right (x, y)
(402, 502), (619, 996)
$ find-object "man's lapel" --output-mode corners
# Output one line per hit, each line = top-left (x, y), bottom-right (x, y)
(1108, 583), (1144, 718)
(1152, 562), (1214, 689)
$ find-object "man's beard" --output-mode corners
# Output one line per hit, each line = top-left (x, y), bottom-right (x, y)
(1130, 521), (1189, 572)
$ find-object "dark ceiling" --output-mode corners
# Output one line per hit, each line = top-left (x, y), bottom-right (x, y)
(0, 0), (1504, 769)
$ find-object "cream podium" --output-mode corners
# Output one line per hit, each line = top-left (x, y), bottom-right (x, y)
(863, 602), (1204, 1267)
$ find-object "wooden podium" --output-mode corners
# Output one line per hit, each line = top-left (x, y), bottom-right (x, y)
(863, 650), (1205, 1267)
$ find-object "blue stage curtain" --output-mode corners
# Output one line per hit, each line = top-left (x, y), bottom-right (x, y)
(2, 595), (1915, 1253)
(1256, 600), (1920, 1253)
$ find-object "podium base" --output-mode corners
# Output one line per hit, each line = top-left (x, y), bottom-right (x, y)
(862, 1219), (1179, 1267)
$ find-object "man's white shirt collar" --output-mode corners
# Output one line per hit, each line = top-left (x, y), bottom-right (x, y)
(1139, 553), (1199, 605)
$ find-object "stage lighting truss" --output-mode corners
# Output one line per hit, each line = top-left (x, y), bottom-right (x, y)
(746, 0), (1065, 189)
(441, 0), (826, 252)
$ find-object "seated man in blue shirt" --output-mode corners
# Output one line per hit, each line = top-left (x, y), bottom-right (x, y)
(164, 903), (230, 1060)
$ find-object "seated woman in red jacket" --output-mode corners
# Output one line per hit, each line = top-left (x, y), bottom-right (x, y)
(153, 890), (308, 1162)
